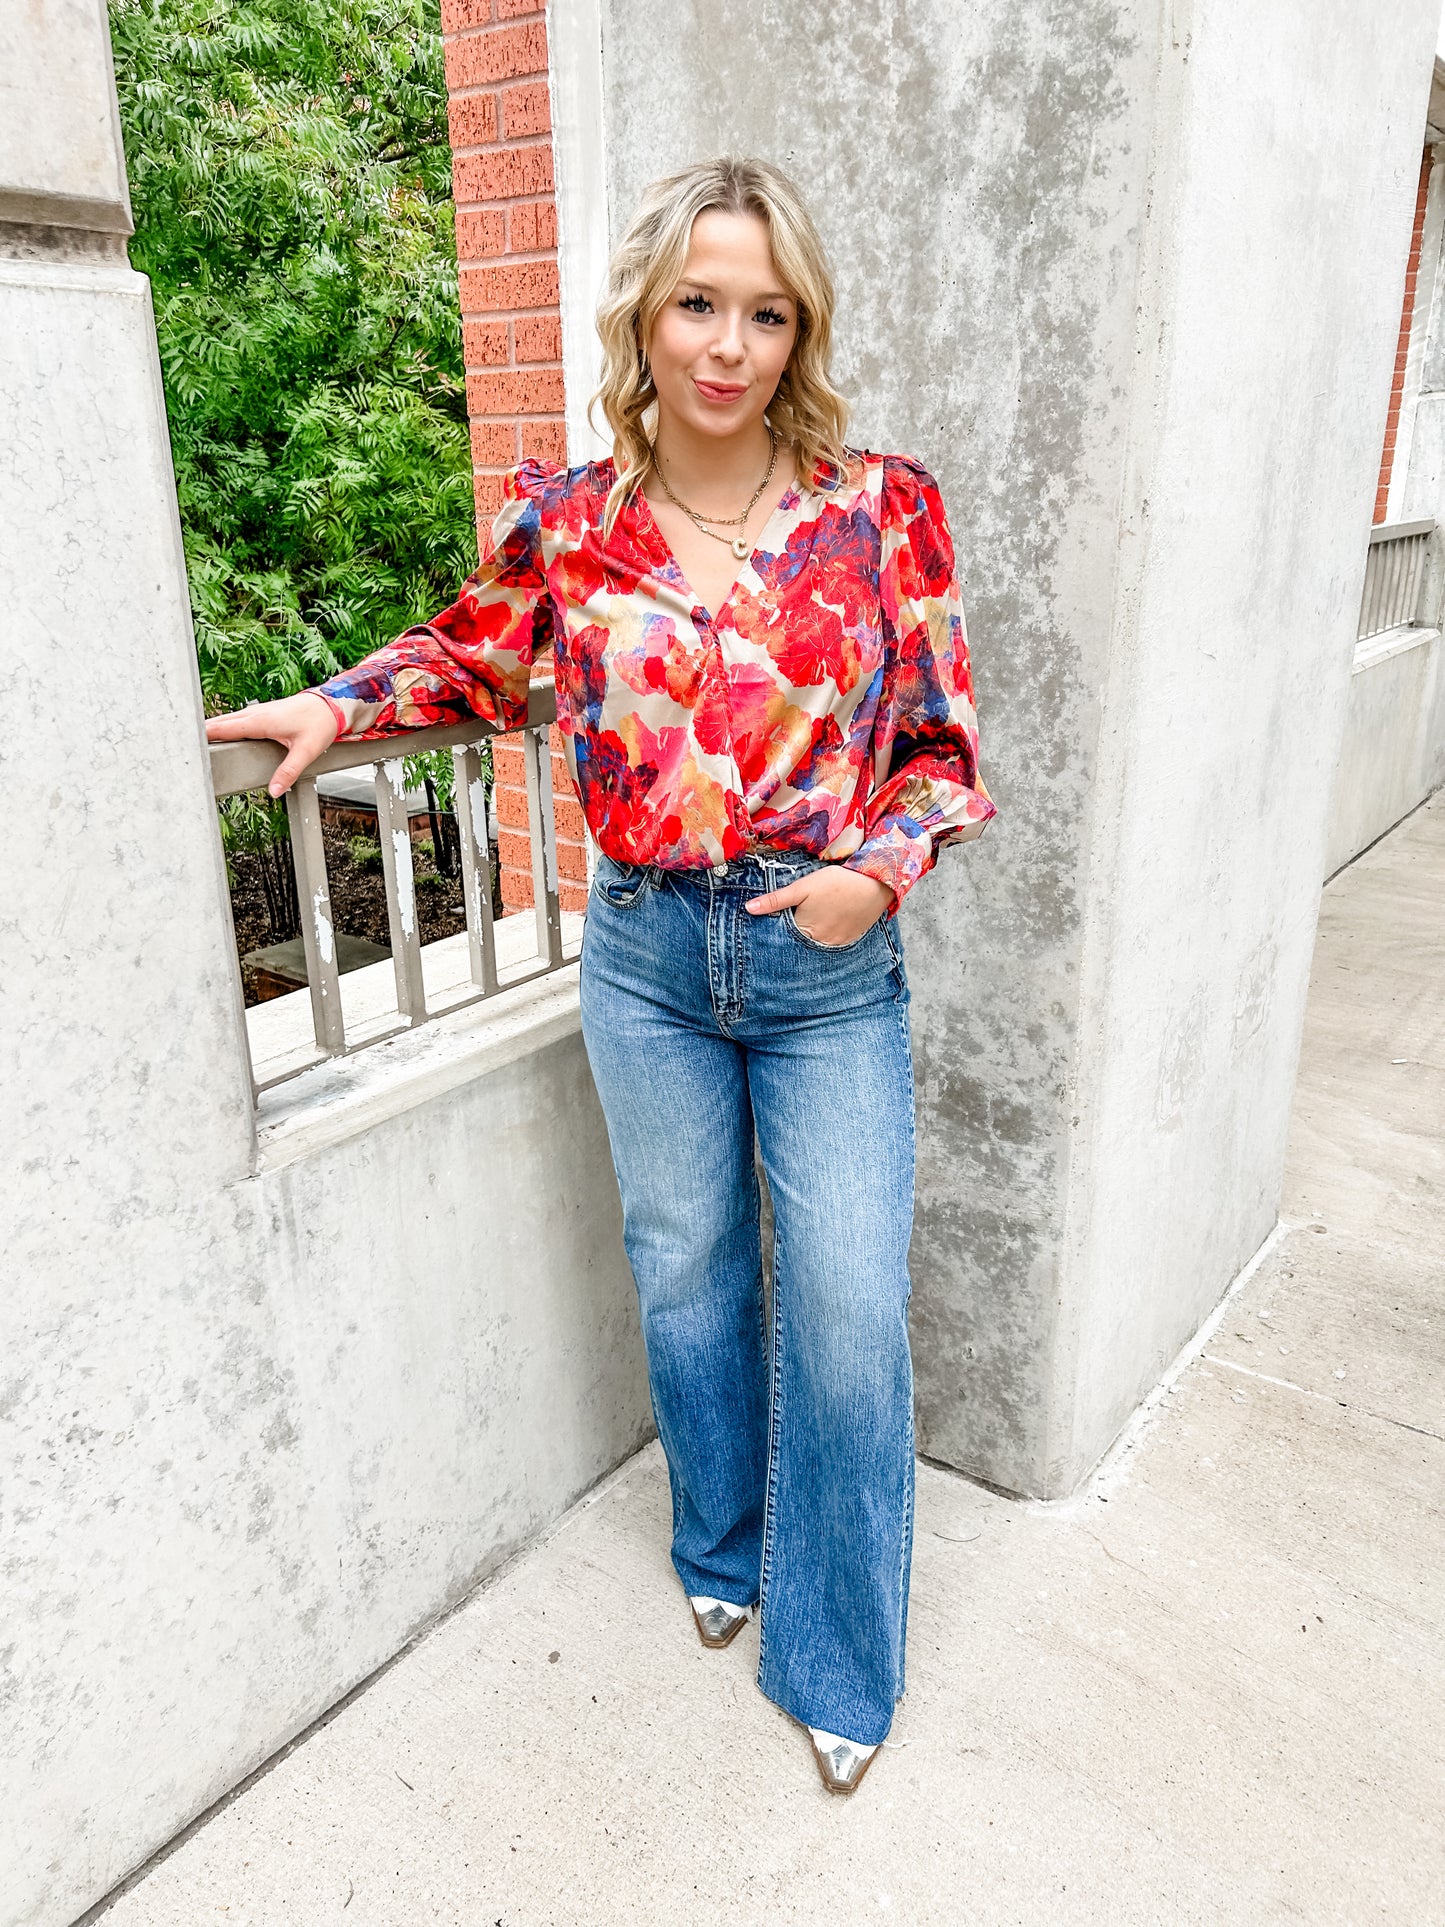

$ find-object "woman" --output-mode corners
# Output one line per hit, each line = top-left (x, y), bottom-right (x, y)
(207, 156), (995, 1794)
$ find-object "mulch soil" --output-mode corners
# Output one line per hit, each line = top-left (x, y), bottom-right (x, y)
(227, 820), (469, 1006)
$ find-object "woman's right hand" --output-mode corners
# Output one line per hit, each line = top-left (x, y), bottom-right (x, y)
(204, 692), (342, 798)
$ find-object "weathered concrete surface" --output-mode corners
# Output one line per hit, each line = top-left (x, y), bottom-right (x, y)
(591, 0), (1440, 1494)
(0, 19), (650, 1927)
(1326, 626), (1445, 875)
(90, 799), (1445, 1926)
(0, 0), (132, 231)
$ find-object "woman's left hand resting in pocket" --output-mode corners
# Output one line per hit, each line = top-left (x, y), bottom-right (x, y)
(745, 866), (894, 948)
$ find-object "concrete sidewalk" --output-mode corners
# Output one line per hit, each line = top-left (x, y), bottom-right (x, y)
(95, 799), (1445, 1927)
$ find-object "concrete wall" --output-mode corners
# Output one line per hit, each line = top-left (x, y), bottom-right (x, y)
(1326, 627), (1445, 872)
(0, 18), (650, 1924)
(589, 0), (1440, 1492)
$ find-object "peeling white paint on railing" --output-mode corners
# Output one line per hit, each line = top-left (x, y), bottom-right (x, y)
(392, 828), (415, 938)
(208, 685), (573, 1095)
(313, 887), (335, 968)
(522, 724), (566, 971)
(468, 773), (488, 849)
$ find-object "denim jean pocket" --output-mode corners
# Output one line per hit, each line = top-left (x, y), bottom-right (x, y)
(591, 855), (654, 908)
(780, 904), (883, 954)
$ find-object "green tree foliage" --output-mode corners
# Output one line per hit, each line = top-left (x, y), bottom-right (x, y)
(109, 0), (477, 714)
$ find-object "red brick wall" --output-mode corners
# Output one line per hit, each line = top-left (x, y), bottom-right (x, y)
(442, 0), (588, 913)
(1375, 146), (1433, 525)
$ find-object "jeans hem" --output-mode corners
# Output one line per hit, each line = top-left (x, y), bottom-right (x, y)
(673, 1570), (759, 1611)
(755, 1668), (898, 1750)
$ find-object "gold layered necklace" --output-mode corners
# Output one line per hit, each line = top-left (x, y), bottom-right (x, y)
(652, 428), (779, 561)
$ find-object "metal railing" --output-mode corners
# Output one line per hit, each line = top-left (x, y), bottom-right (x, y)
(1358, 518), (1435, 642)
(210, 683), (577, 1094)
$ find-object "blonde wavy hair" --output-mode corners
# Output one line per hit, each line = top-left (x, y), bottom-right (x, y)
(592, 156), (851, 534)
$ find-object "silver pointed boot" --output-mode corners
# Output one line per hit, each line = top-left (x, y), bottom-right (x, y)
(808, 1727), (880, 1796)
(689, 1595), (751, 1649)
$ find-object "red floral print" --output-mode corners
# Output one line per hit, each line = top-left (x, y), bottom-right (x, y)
(318, 450), (996, 907)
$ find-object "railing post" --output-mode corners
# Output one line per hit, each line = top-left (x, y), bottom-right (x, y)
(285, 774), (345, 1054)
(374, 759), (427, 1024)
(453, 743), (499, 995)
(524, 724), (565, 970)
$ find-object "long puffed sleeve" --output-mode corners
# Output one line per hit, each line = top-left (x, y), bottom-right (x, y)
(841, 455), (996, 907)
(315, 459), (556, 739)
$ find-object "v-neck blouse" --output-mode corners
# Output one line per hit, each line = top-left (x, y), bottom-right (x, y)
(317, 448), (996, 908)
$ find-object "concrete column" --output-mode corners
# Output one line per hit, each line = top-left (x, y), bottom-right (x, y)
(0, 0), (133, 233)
(591, 0), (1441, 1494)
(2, 9), (272, 1921)
(3, 17), (655, 1926)
(0, 0), (256, 1217)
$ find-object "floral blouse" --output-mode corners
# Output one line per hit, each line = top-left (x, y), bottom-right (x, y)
(318, 449), (996, 908)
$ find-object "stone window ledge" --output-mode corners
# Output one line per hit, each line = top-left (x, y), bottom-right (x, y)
(1352, 623), (1441, 672)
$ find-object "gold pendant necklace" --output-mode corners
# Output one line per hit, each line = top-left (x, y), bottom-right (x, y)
(654, 429), (778, 561)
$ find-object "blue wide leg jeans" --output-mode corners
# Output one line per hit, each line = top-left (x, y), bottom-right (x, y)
(578, 849), (916, 1745)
